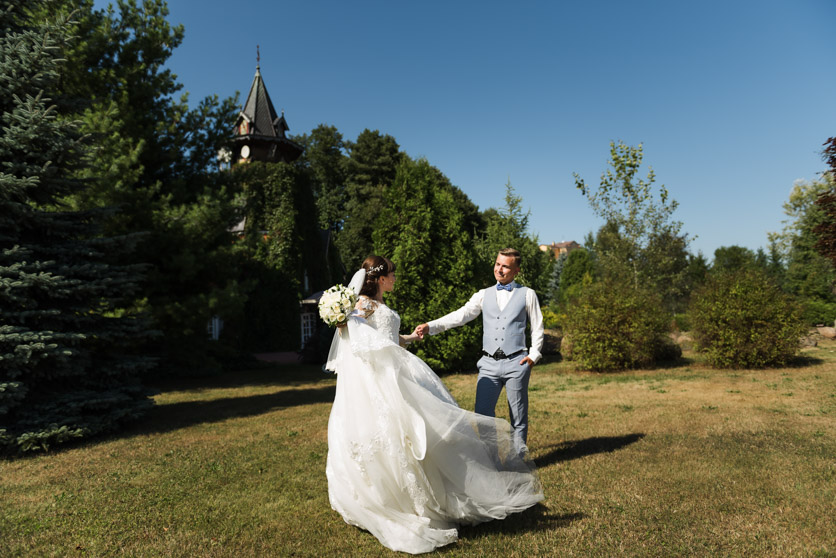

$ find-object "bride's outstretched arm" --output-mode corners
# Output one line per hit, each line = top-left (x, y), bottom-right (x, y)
(399, 328), (423, 347)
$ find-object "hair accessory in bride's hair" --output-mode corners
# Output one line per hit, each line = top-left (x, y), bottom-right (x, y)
(369, 263), (385, 274)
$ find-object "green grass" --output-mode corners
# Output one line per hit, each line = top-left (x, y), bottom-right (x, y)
(2, 341), (836, 557)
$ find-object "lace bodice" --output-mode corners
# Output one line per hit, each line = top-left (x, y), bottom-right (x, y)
(356, 297), (401, 344)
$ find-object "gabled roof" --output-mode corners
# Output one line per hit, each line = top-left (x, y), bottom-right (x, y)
(237, 66), (286, 138)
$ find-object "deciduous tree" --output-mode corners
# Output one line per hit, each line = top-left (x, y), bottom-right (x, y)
(574, 141), (688, 294)
(771, 178), (836, 324)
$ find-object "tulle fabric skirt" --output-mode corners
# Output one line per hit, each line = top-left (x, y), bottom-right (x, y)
(325, 318), (543, 554)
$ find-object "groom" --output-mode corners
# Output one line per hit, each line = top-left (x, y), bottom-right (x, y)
(416, 248), (544, 445)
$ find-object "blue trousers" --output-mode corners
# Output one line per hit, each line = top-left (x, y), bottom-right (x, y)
(475, 353), (531, 443)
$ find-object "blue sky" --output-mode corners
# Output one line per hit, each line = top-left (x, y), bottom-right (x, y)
(98, 1), (836, 259)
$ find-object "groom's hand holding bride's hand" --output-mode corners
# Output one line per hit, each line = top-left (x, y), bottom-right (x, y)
(415, 323), (429, 339)
(412, 324), (430, 340)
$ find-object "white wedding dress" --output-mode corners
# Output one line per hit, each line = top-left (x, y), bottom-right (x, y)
(325, 298), (543, 554)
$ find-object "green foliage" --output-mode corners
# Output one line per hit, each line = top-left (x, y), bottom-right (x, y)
(563, 141), (692, 356)
(294, 124), (348, 232)
(771, 179), (836, 311)
(642, 228), (690, 312)
(689, 269), (806, 368)
(475, 180), (553, 296)
(557, 247), (595, 307)
(0, 3), (154, 453)
(764, 240), (786, 286)
(575, 141), (688, 300)
(562, 279), (676, 372)
(815, 139), (836, 271)
(770, 179), (831, 254)
(144, 180), (251, 372)
(228, 162), (332, 352)
(541, 306), (561, 329)
(337, 129), (403, 270)
(373, 158), (482, 372)
(800, 299), (836, 327)
(683, 251), (710, 299)
(711, 245), (759, 274)
(545, 251), (568, 303)
(672, 313), (691, 332)
(40, 0), (251, 374)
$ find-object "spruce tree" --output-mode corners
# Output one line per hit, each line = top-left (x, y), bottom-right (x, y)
(0, 3), (154, 453)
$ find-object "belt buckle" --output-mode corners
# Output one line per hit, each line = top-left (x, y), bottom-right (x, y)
(493, 349), (507, 360)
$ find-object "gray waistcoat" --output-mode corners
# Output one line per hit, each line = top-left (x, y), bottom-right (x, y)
(482, 284), (528, 356)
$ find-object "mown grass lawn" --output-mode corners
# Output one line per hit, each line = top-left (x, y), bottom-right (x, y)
(2, 340), (836, 557)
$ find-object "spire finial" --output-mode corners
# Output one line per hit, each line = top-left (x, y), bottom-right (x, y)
(256, 44), (260, 68)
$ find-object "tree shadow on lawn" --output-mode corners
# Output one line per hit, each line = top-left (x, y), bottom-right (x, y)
(670, 351), (825, 370)
(149, 363), (332, 393)
(456, 504), (584, 542)
(1, 383), (336, 461)
(125, 383), (336, 437)
(644, 356), (700, 371)
(534, 433), (645, 469)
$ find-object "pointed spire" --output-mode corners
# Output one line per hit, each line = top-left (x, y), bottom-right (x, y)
(232, 50), (303, 163)
(239, 60), (281, 138)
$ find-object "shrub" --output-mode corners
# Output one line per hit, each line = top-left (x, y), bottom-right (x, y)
(542, 306), (562, 329)
(673, 313), (691, 332)
(689, 269), (806, 368)
(562, 278), (674, 372)
(800, 298), (836, 326)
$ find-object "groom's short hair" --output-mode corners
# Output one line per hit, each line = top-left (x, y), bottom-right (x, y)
(498, 248), (521, 267)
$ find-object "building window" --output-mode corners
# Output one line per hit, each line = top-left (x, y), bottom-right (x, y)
(301, 312), (316, 347)
(207, 315), (224, 341)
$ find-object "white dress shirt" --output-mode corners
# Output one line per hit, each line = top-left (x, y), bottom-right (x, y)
(427, 284), (544, 363)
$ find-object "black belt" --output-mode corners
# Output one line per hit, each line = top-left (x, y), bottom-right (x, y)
(481, 349), (526, 361)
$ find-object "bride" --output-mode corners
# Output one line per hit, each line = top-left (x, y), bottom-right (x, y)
(325, 255), (543, 554)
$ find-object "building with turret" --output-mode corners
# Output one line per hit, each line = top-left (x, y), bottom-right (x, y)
(231, 63), (303, 164)
(219, 58), (342, 356)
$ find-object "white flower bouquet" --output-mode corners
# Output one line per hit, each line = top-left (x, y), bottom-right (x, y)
(318, 284), (357, 328)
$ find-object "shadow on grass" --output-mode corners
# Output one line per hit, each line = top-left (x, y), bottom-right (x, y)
(534, 433), (645, 468)
(125, 384), (336, 437)
(784, 354), (825, 368)
(643, 356), (698, 371)
(1, 377), (336, 461)
(457, 504), (583, 541)
(149, 364), (332, 393)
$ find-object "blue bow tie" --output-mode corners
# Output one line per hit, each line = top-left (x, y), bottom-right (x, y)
(496, 282), (514, 291)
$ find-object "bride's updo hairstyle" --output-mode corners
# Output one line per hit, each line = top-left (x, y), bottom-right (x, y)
(359, 255), (396, 298)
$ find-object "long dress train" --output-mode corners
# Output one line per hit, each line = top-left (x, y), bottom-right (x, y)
(325, 301), (543, 554)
